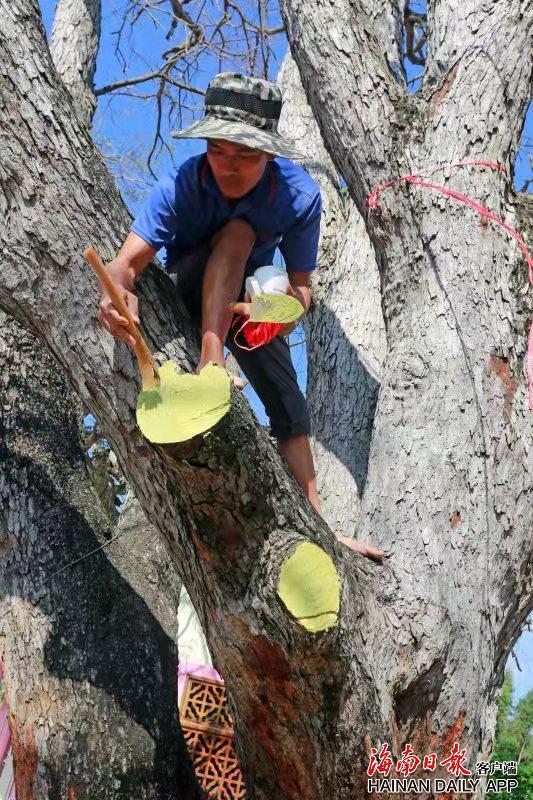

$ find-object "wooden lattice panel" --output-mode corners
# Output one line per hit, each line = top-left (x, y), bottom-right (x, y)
(182, 726), (246, 800)
(180, 675), (246, 800)
(180, 675), (233, 734)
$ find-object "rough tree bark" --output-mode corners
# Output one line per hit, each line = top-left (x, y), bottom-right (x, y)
(1, 1), (205, 795)
(277, 54), (387, 533)
(0, 3), (380, 798)
(0, 2), (531, 800)
(49, 0), (101, 126)
(0, 310), (203, 799)
(279, 0), (533, 790)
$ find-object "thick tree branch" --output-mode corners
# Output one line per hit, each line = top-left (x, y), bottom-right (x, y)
(282, 0), (532, 784)
(280, 0), (406, 206)
(365, 0), (407, 84)
(3, 2), (532, 797)
(0, 310), (201, 796)
(50, 0), (101, 126)
(277, 51), (387, 532)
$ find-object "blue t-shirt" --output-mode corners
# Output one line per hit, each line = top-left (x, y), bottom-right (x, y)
(131, 154), (322, 278)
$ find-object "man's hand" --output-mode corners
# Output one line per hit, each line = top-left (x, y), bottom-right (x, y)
(228, 290), (252, 318)
(228, 285), (304, 339)
(98, 261), (140, 349)
(277, 284), (303, 338)
(97, 233), (156, 349)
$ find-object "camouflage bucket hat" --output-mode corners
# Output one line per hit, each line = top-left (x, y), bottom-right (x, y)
(170, 72), (305, 160)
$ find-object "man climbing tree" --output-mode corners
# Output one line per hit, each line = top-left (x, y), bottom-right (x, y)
(98, 71), (384, 561)
(0, 0), (531, 798)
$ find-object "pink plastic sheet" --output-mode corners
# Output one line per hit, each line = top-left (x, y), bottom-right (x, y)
(178, 660), (223, 706)
(0, 659), (14, 800)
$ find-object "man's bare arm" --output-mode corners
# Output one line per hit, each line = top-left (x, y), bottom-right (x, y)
(105, 232), (157, 288)
(98, 232), (157, 347)
(288, 270), (312, 313)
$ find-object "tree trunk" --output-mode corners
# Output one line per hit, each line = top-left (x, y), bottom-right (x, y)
(278, 53), (387, 533)
(279, 0), (533, 789)
(49, 0), (101, 126)
(1, 2), (203, 795)
(0, 4), (371, 799)
(0, 309), (203, 799)
(0, 1), (532, 799)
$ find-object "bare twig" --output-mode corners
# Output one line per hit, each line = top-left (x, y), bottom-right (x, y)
(404, 2), (427, 66)
(510, 648), (522, 672)
(96, 71), (206, 97)
(98, 0), (284, 174)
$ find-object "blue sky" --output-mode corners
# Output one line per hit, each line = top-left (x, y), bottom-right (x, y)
(38, 0), (531, 700)
(37, 0), (532, 201)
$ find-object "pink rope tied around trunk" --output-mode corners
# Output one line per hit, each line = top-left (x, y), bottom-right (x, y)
(365, 160), (533, 412)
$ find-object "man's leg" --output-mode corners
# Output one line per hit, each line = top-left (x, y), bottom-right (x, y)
(197, 218), (256, 372)
(170, 219), (255, 378)
(171, 229), (384, 562)
(277, 434), (384, 562)
(277, 434), (319, 507)
(226, 333), (385, 562)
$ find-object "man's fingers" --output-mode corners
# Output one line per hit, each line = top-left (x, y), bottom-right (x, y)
(99, 287), (140, 326)
(116, 326), (136, 348)
(127, 292), (140, 325)
(106, 307), (130, 327)
(98, 294), (137, 349)
(286, 283), (301, 299)
(100, 318), (113, 336)
(106, 317), (134, 346)
(114, 326), (136, 348)
(230, 301), (251, 316)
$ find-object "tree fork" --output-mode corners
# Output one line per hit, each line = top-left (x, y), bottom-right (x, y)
(0, 2), (392, 797)
(279, 0), (532, 794)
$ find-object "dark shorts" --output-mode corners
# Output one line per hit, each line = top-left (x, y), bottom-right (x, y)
(169, 245), (310, 440)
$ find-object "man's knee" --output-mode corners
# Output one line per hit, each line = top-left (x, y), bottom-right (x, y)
(271, 413), (311, 442)
(276, 431), (310, 450)
(210, 218), (256, 251)
(267, 389), (311, 441)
